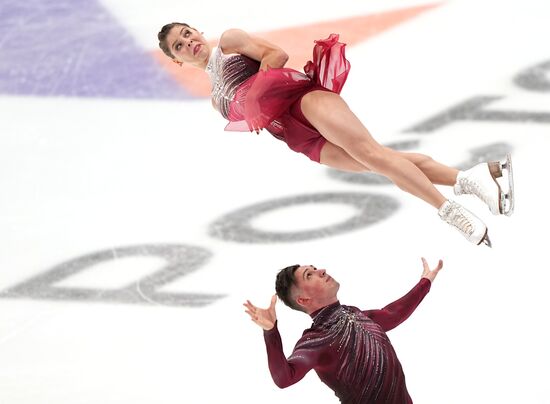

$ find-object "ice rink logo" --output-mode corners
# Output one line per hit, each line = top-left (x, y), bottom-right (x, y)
(407, 59), (550, 131)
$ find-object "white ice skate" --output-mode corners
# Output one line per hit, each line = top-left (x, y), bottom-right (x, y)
(438, 200), (492, 247)
(454, 153), (515, 216)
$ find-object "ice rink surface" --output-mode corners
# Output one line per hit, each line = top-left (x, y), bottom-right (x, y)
(1, 0), (549, 402)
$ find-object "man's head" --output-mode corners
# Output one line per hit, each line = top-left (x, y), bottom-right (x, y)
(157, 22), (210, 68)
(275, 265), (340, 314)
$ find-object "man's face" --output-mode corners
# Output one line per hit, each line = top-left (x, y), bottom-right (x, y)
(293, 265), (340, 307)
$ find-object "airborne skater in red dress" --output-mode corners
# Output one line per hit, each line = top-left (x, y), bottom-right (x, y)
(157, 23), (515, 246)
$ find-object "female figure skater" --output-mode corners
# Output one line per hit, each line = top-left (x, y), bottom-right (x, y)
(157, 23), (514, 246)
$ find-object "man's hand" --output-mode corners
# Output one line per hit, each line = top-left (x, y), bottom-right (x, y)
(243, 295), (277, 331)
(421, 257), (443, 282)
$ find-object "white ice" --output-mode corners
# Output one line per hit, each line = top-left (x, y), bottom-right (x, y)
(1, 0), (549, 403)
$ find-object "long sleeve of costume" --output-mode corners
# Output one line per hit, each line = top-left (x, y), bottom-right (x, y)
(263, 321), (317, 388)
(363, 278), (431, 332)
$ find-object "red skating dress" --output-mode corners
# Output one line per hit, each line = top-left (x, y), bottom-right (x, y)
(263, 278), (432, 403)
(205, 34), (350, 162)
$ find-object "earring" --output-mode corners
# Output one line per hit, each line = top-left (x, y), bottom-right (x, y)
(172, 59), (183, 67)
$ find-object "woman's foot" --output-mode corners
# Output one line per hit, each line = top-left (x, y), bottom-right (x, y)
(453, 154), (514, 216)
(438, 200), (491, 247)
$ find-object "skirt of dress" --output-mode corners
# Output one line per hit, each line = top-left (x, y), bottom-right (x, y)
(225, 33), (351, 162)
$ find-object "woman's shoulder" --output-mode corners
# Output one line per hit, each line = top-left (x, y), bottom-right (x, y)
(220, 28), (247, 40)
(218, 28), (249, 52)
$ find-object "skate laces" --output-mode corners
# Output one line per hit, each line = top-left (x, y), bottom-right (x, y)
(458, 176), (492, 207)
(440, 202), (474, 236)
(450, 205), (474, 236)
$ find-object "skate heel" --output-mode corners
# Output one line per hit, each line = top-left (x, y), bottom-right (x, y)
(488, 161), (503, 179)
(457, 154), (515, 216)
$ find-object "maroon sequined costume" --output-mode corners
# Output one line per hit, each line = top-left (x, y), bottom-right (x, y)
(206, 34), (349, 162)
(263, 278), (431, 403)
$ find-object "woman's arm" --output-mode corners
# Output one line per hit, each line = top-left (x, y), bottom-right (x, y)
(219, 28), (288, 71)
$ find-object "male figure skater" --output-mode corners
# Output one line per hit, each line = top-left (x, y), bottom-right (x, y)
(244, 258), (443, 403)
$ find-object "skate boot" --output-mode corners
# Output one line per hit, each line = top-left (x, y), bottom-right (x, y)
(438, 200), (492, 247)
(454, 154), (515, 216)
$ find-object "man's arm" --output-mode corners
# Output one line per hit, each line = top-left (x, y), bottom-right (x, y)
(244, 297), (316, 388)
(219, 29), (289, 71)
(263, 322), (317, 388)
(363, 258), (443, 332)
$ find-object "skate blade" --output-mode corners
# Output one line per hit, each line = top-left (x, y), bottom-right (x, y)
(480, 231), (492, 248)
(499, 153), (515, 216)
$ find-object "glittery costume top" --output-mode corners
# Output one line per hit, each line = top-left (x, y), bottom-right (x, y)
(205, 47), (260, 120)
(263, 278), (431, 404)
(205, 34), (350, 163)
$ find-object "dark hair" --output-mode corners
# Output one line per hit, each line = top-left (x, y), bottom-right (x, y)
(157, 22), (191, 59)
(275, 265), (304, 312)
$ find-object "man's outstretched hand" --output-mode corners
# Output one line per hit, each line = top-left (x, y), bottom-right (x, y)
(421, 257), (443, 282)
(244, 295), (278, 331)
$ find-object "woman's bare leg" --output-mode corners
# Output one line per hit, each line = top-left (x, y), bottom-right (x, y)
(320, 141), (459, 186)
(306, 91), (493, 245)
(302, 90), (446, 209)
(319, 141), (369, 172)
(386, 149), (459, 186)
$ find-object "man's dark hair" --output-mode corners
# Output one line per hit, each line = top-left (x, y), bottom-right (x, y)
(157, 22), (191, 59)
(275, 265), (304, 312)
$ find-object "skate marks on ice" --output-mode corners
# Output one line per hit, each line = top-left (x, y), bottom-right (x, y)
(0, 0), (190, 99)
(0, 244), (224, 307)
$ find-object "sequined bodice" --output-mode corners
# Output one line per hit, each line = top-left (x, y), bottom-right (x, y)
(265, 280), (429, 404)
(205, 47), (260, 119)
(302, 303), (399, 403)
